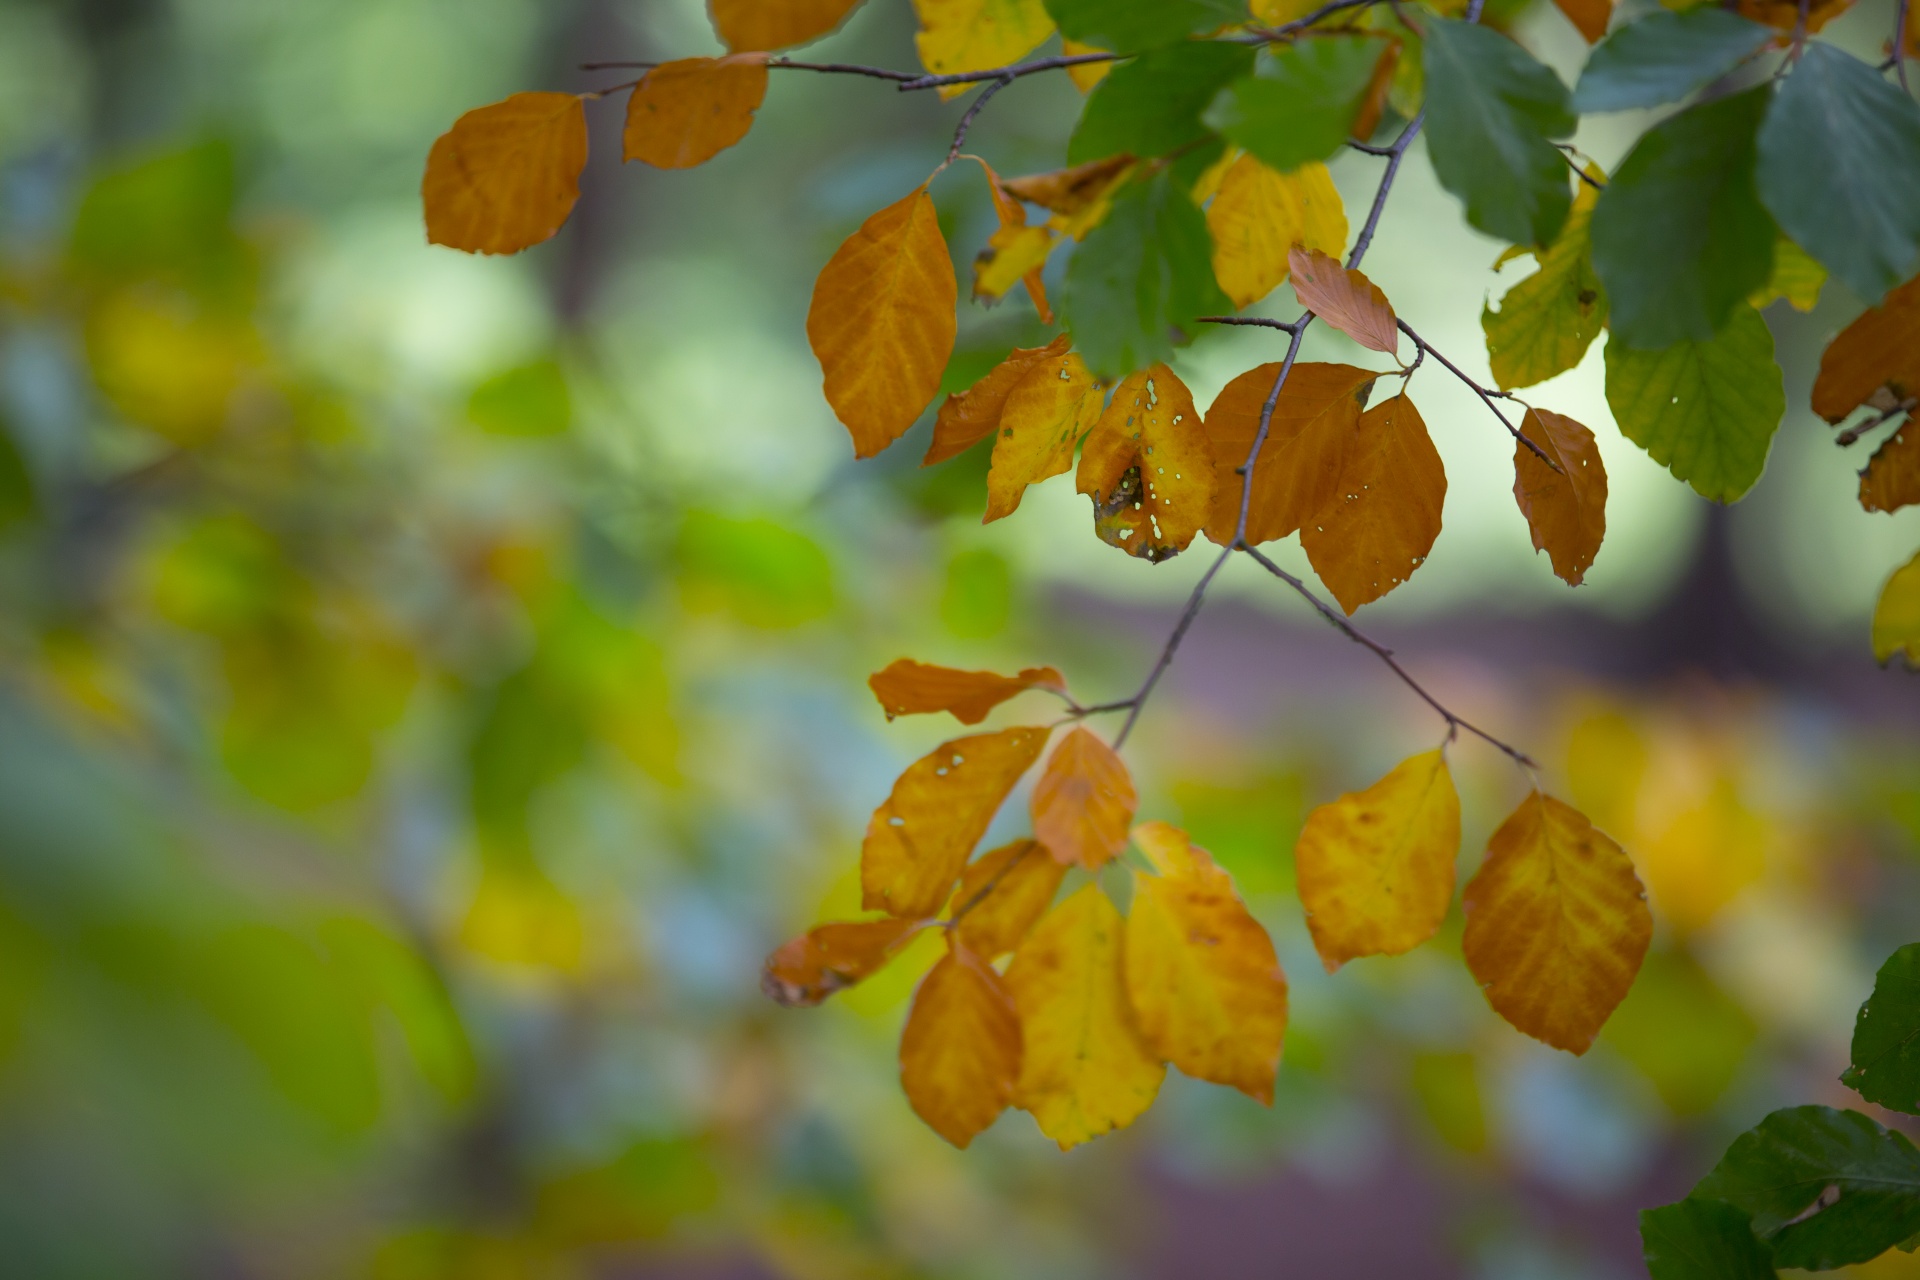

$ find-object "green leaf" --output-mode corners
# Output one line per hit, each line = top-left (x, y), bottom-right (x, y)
(1693, 1105), (1920, 1271)
(1572, 9), (1773, 114)
(1590, 87), (1775, 349)
(1068, 42), (1256, 165)
(0, 417), (36, 534)
(1842, 942), (1920, 1114)
(1061, 170), (1228, 378)
(1421, 17), (1576, 247)
(1204, 36), (1387, 174)
(467, 359), (572, 436)
(1482, 174), (1606, 390)
(1639, 1198), (1777, 1280)
(1045, 0), (1247, 51)
(1757, 41), (1920, 304)
(1602, 304), (1783, 503)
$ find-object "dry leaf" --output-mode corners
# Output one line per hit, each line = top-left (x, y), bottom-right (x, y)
(710, 0), (865, 50)
(423, 93), (588, 256)
(913, 0), (1055, 99)
(1003, 155), (1135, 239)
(1207, 156), (1349, 309)
(1289, 247), (1399, 355)
(953, 839), (1068, 957)
(900, 939), (1022, 1146)
(1811, 275), (1920, 423)
(1301, 393), (1445, 612)
(762, 917), (925, 1005)
(1077, 364), (1215, 560)
(1030, 726), (1136, 869)
(968, 155), (1053, 320)
(1552, 0), (1612, 41)
(985, 349), (1103, 520)
(1514, 407), (1608, 585)
(622, 55), (769, 169)
(924, 334), (1071, 466)
(1861, 421), (1920, 514)
(867, 658), (1067, 724)
(1203, 362), (1376, 546)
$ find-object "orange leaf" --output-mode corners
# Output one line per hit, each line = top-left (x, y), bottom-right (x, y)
(1124, 822), (1288, 1103)
(1861, 421), (1920, 514)
(867, 658), (1067, 725)
(985, 348), (1103, 521)
(967, 156), (1052, 321)
(1349, 39), (1401, 141)
(1462, 792), (1652, 1054)
(761, 917), (925, 1006)
(1203, 362), (1376, 546)
(1513, 408), (1607, 585)
(622, 55), (769, 169)
(1029, 727), (1136, 870)
(1076, 364), (1215, 560)
(1000, 155), (1135, 217)
(423, 93), (588, 256)
(862, 726), (1049, 918)
(1811, 274), (1920, 423)
(1301, 393), (1445, 612)
(807, 188), (958, 458)
(952, 839), (1067, 958)
(923, 334), (1071, 466)
(1552, 0), (1612, 42)
(710, 0), (865, 51)
(1288, 247), (1399, 355)
(900, 939), (1022, 1147)
(1734, 0), (1853, 30)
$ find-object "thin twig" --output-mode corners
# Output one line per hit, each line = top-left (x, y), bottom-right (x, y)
(898, 52), (1120, 92)
(1395, 319), (1557, 468)
(1836, 398), (1916, 446)
(1112, 546), (1235, 749)
(947, 76), (1012, 161)
(1196, 315), (1301, 333)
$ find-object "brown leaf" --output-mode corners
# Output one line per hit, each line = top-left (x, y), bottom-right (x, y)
(1860, 421), (1920, 513)
(1513, 408), (1607, 585)
(924, 335), (1072, 466)
(1029, 727), (1136, 870)
(622, 55), (769, 170)
(710, 0), (865, 51)
(423, 93), (589, 256)
(867, 658), (1067, 725)
(1811, 275), (1920, 423)
(1203, 362), (1376, 546)
(1000, 155), (1135, 217)
(807, 188), (958, 459)
(952, 839), (1068, 958)
(1552, 0), (1613, 42)
(900, 940), (1022, 1147)
(1301, 393), (1445, 612)
(761, 917), (925, 1006)
(1076, 364), (1215, 560)
(985, 348), (1103, 521)
(1734, 0), (1853, 31)
(1288, 247), (1399, 355)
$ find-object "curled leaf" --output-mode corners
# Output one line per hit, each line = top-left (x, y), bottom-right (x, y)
(924, 334), (1071, 466)
(867, 658), (1067, 725)
(1077, 364), (1214, 560)
(762, 917), (925, 1006)
(423, 93), (588, 256)
(986, 348), (1103, 521)
(1811, 274), (1920, 424)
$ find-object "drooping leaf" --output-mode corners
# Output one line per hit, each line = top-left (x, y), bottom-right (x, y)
(867, 658), (1068, 724)
(1204, 36), (1390, 174)
(969, 156), (1053, 320)
(1602, 304), (1784, 503)
(1462, 791), (1652, 1053)
(1202, 361), (1376, 546)
(1639, 1198), (1778, 1280)
(1068, 42), (1256, 165)
(925, 334), (1073, 465)
(1571, 9), (1773, 114)
(913, 0), (1055, 98)
(1124, 821), (1288, 1102)
(1749, 236), (1826, 313)
(1005, 883), (1165, 1150)
(1757, 42), (1920, 304)
(1001, 154), (1135, 218)
(1861, 423), (1920, 515)
(952, 839), (1068, 958)
(1076, 364), (1215, 558)
(1693, 1105), (1920, 1270)
(1553, 0), (1614, 43)
(1513, 408), (1607, 585)
(710, 0), (865, 51)
(1207, 155), (1348, 308)
(861, 726), (1050, 918)
(1843, 943), (1920, 1113)
(1482, 166), (1606, 390)
(1044, 0), (1247, 53)
(900, 940), (1022, 1147)
(1293, 750), (1461, 970)
(985, 347), (1103, 520)
(1810, 275), (1920, 423)
(1874, 550), (1920, 667)
(423, 93), (589, 255)
(807, 188), (959, 458)
(1301, 394), (1445, 612)
(1287, 247), (1398, 354)
(622, 55), (769, 169)
(1590, 87), (1774, 350)
(1029, 726), (1136, 869)
(1421, 18), (1577, 247)
(761, 917), (926, 1005)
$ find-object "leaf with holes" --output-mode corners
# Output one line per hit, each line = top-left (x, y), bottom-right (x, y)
(1861, 423), (1920, 515)
(1811, 274), (1920, 424)
(1077, 364), (1215, 559)
(1301, 394), (1445, 612)
(1203, 361), (1376, 546)
(423, 93), (589, 256)
(867, 659), (1067, 725)
(1030, 726), (1136, 869)
(1514, 408), (1607, 585)
(925, 334), (1073, 466)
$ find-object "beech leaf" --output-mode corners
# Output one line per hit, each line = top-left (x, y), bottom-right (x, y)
(986, 347), (1103, 521)
(622, 55), (769, 170)
(423, 93), (589, 256)
(1202, 361), (1375, 546)
(1205, 36), (1391, 175)
(925, 334), (1073, 466)
(1572, 8), (1773, 114)
(968, 155), (1053, 321)
(761, 917), (926, 1006)
(1639, 1199), (1777, 1280)
(1301, 393), (1445, 612)
(912, 0), (1054, 100)
(1872, 549), (1920, 668)
(1482, 167), (1606, 391)
(900, 940), (1022, 1147)
(1513, 407), (1607, 586)
(1029, 726), (1137, 869)
(1860, 423), (1920, 515)
(1810, 274), (1920, 424)
(710, 0), (865, 52)
(867, 658), (1068, 725)
(1206, 155), (1348, 309)
(1843, 942), (1920, 1113)
(1068, 42), (1254, 166)
(953, 839), (1068, 958)
(1552, 0), (1613, 43)
(1288, 247), (1398, 354)
(1076, 364), (1215, 559)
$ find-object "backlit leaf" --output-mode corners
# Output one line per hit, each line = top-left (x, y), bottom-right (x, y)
(967, 154), (1053, 320)
(423, 93), (588, 256)
(1482, 168), (1606, 390)
(952, 839), (1068, 958)
(1749, 236), (1826, 313)
(1029, 726), (1136, 869)
(710, 0), (864, 51)
(867, 658), (1067, 725)
(1293, 749), (1460, 970)
(1861, 423), (1920, 515)
(1571, 9), (1772, 114)
(913, 0), (1054, 99)
(925, 334), (1073, 466)
(806, 188), (958, 459)
(1873, 550), (1920, 667)
(1843, 942), (1920, 1113)
(1206, 155), (1348, 308)
(1810, 274), (1920, 423)
(1301, 394), (1445, 612)
(900, 940), (1022, 1147)
(1001, 154), (1134, 219)
(985, 347), (1103, 520)
(622, 55), (769, 169)
(1513, 408), (1607, 585)
(1068, 42), (1255, 165)
(1462, 791), (1652, 1053)
(1204, 36), (1390, 174)
(1006, 883), (1165, 1149)
(1124, 821), (1288, 1103)
(1076, 364), (1215, 559)
(862, 726), (1050, 918)
(762, 917), (926, 1005)
(1639, 1198), (1777, 1280)
(1287, 247), (1398, 354)
(1553, 0), (1613, 43)
(1044, 0), (1247, 53)
(1202, 361), (1376, 546)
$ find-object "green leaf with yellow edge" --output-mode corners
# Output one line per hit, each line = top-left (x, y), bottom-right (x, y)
(1482, 169), (1605, 390)
(1874, 549), (1920, 668)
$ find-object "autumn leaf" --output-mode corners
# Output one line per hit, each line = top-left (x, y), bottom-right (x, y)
(1289, 248), (1398, 354)
(1206, 155), (1348, 309)
(1751, 236), (1827, 314)
(1873, 550), (1920, 667)
(925, 334), (1072, 466)
(1006, 883), (1165, 1149)
(1124, 822), (1288, 1103)
(762, 917), (925, 1006)
(1349, 39), (1401, 142)
(1462, 792), (1652, 1054)
(1000, 154), (1135, 240)
(913, 0), (1054, 100)
(1513, 408), (1607, 585)
(807, 188), (958, 459)
(710, 0), (865, 51)
(1863, 424), (1920, 514)
(1553, 0), (1613, 42)
(952, 839), (1068, 958)
(1294, 749), (1460, 971)
(967, 155), (1052, 321)
(1203, 362), (1376, 546)
(985, 348), (1103, 521)
(1077, 364), (1215, 560)
(1030, 726), (1136, 870)
(1734, 0), (1853, 32)
(1301, 393), (1445, 613)
(423, 93), (588, 256)
(867, 658), (1068, 725)
(1482, 168), (1606, 392)
(900, 939), (1022, 1147)
(862, 726), (1049, 919)
(622, 55), (768, 170)
(1061, 38), (1113, 92)
(1810, 274), (1920, 424)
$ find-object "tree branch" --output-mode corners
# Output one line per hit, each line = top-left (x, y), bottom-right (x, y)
(1111, 546), (1235, 750)
(946, 75), (1013, 160)
(1395, 318), (1557, 469)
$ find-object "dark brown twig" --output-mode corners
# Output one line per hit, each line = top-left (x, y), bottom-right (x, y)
(1836, 398), (1916, 446)
(1196, 315), (1302, 333)
(1394, 318), (1557, 468)
(947, 75), (1013, 161)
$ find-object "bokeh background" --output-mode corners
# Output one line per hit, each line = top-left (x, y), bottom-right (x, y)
(2, 0), (1919, 1276)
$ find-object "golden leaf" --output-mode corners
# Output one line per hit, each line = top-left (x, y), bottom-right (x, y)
(1207, 155), (1348, 309)
(1001, 154), (1135, 240)
(1873, 549), (1920, 667)
(423, 93), (588, 256)
(1288, 247), (1399, 355)
(1552, 0), (1612, 42)
(622, 55), (769, 170)
(1061, 38), (1113, 92)
(867, 658), (1067, 725)
(1077, 364), (1215, 560)
(1203, 361), (1376, 546)
(900, 939), (1022, 1146)
(761, 917), (925, 1006)
(1812, 274), (1920, 423)
(924, 334), (1071, 466)
(1029, 726), (1136, 870)
(953, 839), (1067, 958)
(1513, 407), (1608, 586)
(912, 0), (1054, 100)
(968, 155), (1053, 320)
(1301, 393), (1445, 612)
(709, 0), (865, 51)
(1863, 423), (1920, 514)
(985, 348), (1103, 521)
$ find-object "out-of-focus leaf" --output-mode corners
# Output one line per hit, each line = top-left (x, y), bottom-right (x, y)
(1410, 1052), (1487, 1153)
(900, 940), (1021, 1146)
(1287, 247), (1398, 353)
(67, 139), (251, 300)
(941, 547), (1012, 638)
(0, 417), (34, 532)
(536, 1137), (722, 1246)
(467, 359), (571, 436)
(1572, 9), (1772, 113)
(1076, 364), (1215, 559)
(319, 916), (478, 1105)
(762, 918), (925, 1005)
(458, 862), (585, 972)
(1873, 550), (1920, 667)
(926, 334), (1073, 466)
(1202, 361), (1375, 545)
(1513, 407), (1607, 586)
(423, 93), (588, 256)
(867, 658), (1067, 724)
(1302, 394), (1445, 612)
(985, 347), (1102, 520)
(1067, 42), (1255, 165)
(1044, 0), (1246, 52)
(84, 287), (257, 443)
(1844, 942), (1920, 1113)
(1749, 236), (1826, 313)
(914, 0), (1054, 96)
(1811, 274), (1920, 423)
(1639, 1198), (1776, 1280)
(1205, 36), (1389, 174)
(1482, 168), (1605, 390)
(1602, 951), (1755, 1116)
(674, 511), (834, 628)
(952, 840), (1066, 958)
(1553, 0), (1613, 42)
(623, 55), (768, 168)
(1029, 726), (1136, 869)
(1206, 155), (1347, 308)
(710, 0), (864, 51)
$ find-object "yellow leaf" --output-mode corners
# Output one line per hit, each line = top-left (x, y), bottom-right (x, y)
(458, 863), (585, 973)
(622, 55), (769, 169)
(1813, 273), (1920, 423)
(866, 658), (1067, 724)
(924, 334), (1071, 466)
(83, 289), (257, 444)
(1301, 393), (1445, 612)
(1001, 155), (1135, 241)
(1293, 750), (1460, 971)
(1638, 777), (1766, 934)
(1482, 170), (1605, 391)
(973, 224), (1054, 304)
(807, 188), (958, 459)
(1513, 407), (1608, 585)
(900, 940), (1022, 1146)
(1005, 884), (1164, 1149)
(1188, 145), (1241, 205)
(912, 0), (1055, 99)
(1462, 792), (1652, 1054)
(1873, 549), (1920, 667)
(1289, 247), (1399, 354)
(1203, 361), (1376, 546)
(1252, 0), (1324, 20)
(985, 348), (1103, 521)
(953, 839), (1068, 958)
(423, 93), (588, 256)
(1207, 155), (1348, 309)
(1124, 822), (1288, 1103)
(1749, 236), (1826, 313)
(1029, 726), (1136, 869)
(1077, 364), (1215, 560)
(1061, 38), (1113, 92)
(710, 0), (865, 51)
(761, 917), (926, 1005)
(862, 726), (1049, 918)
